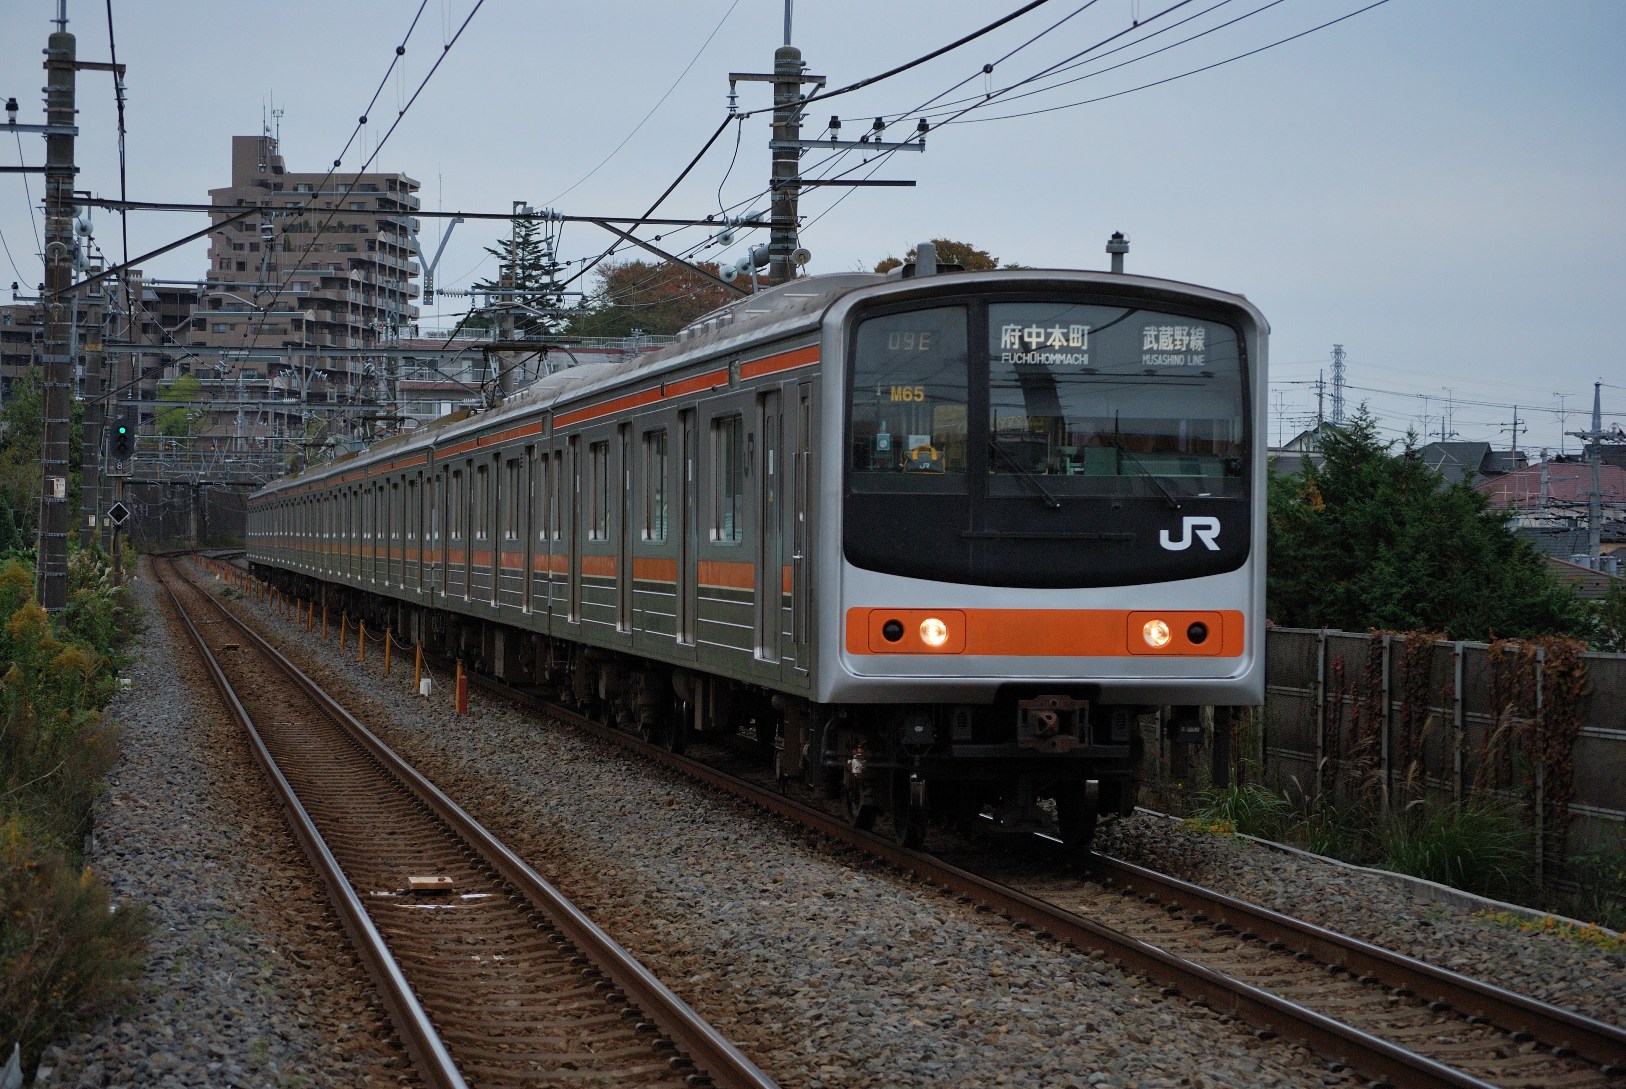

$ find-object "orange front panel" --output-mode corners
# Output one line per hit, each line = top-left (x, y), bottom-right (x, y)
(844, 609), (1246, 657)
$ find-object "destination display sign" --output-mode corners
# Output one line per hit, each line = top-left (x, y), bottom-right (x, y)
(998, 321), (1090, 367)
(1141, 324), (1208, 368)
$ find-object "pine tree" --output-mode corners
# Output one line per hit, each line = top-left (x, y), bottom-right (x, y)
(472, 216), (563, 337)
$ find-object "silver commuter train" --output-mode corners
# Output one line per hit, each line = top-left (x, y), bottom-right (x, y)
(247, 261), (1269, 850)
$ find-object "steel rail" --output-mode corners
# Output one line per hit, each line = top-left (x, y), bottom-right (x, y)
(185, 563), (780, 1089)
(156, 558), (468, 1089)
(463, 672), (1511, 1089)
(1089, 851), (1626, 1073)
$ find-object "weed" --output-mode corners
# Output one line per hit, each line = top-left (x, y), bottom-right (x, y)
(1191, 782), (1292, 839)
(1475, 910), (1626, 954)
(1559, 843), (1626, 932)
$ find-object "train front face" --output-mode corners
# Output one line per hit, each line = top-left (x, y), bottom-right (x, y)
(820, 270), (1268, 793)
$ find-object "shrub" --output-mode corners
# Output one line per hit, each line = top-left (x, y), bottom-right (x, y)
(0, 816), (149, 1071)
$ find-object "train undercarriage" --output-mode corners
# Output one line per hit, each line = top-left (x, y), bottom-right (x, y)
(254, 568), (1152, 853)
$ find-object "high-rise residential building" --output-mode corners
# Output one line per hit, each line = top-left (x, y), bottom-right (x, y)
(190, 133), (420, 461)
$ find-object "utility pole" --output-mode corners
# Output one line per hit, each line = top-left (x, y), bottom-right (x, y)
(768, 18), (802, 288)
(731, 0), (921, 287)
(77, 252), (105, 550)
(37, 8), (77, 610)
(1566, 382), (1608, 570)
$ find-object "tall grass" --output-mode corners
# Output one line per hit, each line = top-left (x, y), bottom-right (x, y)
(1379, 798), (1534, 901)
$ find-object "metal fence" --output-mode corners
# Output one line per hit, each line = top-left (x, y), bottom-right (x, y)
(1263, 627), (1626, 871)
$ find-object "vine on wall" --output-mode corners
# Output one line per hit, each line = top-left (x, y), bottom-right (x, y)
(1486, 635), (1590, 867)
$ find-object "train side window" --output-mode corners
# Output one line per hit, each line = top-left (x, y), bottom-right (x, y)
(474, 465), (490, 541)
(504, 457), (522, 540)
(643, 428), (668, 542)
(405, 478), (417, 541)
(588, 441), (609, 541)
(711, 414), (744, 544)
(450, 470), (464, 540)
(550, 450), (564, 541)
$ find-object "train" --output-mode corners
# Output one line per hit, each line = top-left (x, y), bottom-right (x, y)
(246, 253), (1269, 851)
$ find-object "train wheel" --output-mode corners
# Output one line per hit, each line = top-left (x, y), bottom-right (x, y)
(1055, 780), (1100, 856)
(890, 773), (927, 850)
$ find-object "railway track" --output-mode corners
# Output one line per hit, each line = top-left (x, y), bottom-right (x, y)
(157, 557), (777, 1089)
(436, 659), (1626, 1089)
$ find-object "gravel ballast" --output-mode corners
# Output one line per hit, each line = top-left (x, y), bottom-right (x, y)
(35, 560), (1625, 1087)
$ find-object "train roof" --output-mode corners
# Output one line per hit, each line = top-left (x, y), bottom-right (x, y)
(250, 266), (1266, 501)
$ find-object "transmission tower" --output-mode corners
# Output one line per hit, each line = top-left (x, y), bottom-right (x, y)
(1330, 344), (1347, 426)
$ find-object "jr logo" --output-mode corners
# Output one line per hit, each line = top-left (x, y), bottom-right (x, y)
(1159, 515), (1221, 552)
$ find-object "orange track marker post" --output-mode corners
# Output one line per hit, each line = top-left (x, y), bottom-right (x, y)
(384, 630), (392, 676)
(339, 614), (347, 652)
(359, 620), (367, 663)
(455, 660), (468, 714)
(414, 644), (423, 693)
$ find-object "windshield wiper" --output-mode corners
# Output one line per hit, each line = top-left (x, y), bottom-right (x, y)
(1108, 437), (1181, 510)
(988, 439), (1061, 509)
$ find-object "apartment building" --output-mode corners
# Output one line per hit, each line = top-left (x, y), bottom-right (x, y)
(188, 133), (420, 459)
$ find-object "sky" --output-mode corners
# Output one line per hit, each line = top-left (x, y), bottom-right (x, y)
(2, 0), (1623, 457)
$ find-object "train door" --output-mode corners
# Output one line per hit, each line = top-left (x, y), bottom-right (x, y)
(677, 409), (697, 645)
(617, 423), (633, 634)
(790, 382), (813, 675)
(755, 389), (782, 664)
(522, 445), (537, 615)
(567, 435), (582, 624)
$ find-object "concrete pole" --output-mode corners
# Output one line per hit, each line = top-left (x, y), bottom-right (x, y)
(768, 42), (803, 287)
(37, 22), (76, 610)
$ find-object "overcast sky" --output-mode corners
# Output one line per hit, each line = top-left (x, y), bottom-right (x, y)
(2, 0), (1622, 456)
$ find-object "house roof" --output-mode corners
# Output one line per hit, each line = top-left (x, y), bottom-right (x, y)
(1477, 461), (1626, 508)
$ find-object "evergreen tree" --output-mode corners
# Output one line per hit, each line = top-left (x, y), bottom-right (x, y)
(471, 216), (563, 337)
(1268, 408), (1585, 640)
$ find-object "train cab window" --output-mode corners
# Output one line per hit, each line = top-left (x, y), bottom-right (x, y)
(849, 306), (969, 492)
(711, 415), (744, 543)
(588, 441), (609, 541)
(643, 429), (668, 542)
(986, 302), (1246, 501)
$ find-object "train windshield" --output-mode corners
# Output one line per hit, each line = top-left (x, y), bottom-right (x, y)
(848, 307), (971, 491)
(986, 302), (1246, 501)
(845, 292), (1253, 588)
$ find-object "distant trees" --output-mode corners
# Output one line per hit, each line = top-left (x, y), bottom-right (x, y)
(154, 374), (203, 438)
(1268, 409), (1585, 641)
(874, 238), (1001, 274)
(567, 259), (738, 338)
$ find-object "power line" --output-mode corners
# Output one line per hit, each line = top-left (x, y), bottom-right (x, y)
(545, 0), (744, 207)
(944, 0), (1395, 125)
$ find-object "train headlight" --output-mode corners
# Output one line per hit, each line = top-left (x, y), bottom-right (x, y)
(1142, 619), (1172, 649)
(919, 617), (950, 648)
